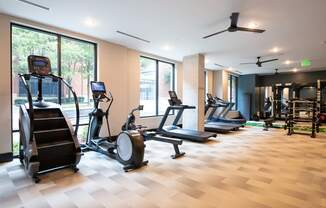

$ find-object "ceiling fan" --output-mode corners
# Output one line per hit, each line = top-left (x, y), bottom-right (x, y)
(240, 56), (279, 67)
(203, 12), (265, 39)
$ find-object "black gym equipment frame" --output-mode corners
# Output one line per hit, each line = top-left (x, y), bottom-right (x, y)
(122, 105), (185, 159)
(10, 23), (97, 159)
(157, 91), (216, 142)
(82, 81), (148, 172)
(205, 94), (243, 133)
(19, 55), (81, 182)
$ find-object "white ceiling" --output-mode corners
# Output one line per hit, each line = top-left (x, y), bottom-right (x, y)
(1, 0), (326, 74)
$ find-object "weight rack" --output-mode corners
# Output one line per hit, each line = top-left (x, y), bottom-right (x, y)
(285, 99), (320, 138)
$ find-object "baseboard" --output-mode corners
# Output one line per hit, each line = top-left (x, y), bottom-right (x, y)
(0, 152), (13, 163)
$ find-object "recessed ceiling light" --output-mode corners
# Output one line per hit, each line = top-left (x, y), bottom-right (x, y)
(162, 45), (173, 51)
(247, 22), (258, 29)
(271, 47), (280, 53)
(292, 68), (298, 72)
(84, 17), (98, 27)
(205, 59), (210, 64)
(284, 60), (292, 65)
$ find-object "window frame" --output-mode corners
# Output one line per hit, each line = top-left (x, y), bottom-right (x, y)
(228, 74), (238, 110)
(140, 56), (175, 118)
(10, 23), (97, 133)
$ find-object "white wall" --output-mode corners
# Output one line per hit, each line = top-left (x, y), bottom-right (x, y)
(182, 54), (205, 131)
(0, 15), (11, 154)
(211, 70), (229, 100)
(206, 70), (214, 95)
(0, 14), (182, 155)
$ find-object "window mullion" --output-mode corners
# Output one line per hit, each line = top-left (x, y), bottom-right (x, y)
(156, 60), (159, 116)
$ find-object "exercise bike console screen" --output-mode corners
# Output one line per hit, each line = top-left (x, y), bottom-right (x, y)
(91, 81), (106, 93)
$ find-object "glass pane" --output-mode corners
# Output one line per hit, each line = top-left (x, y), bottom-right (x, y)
(231, 76), (237, 109)
(11, 25), (58, 131)
(140, 57), (156, 117)
(12, 132), (20, 156)
(77, 125), (89, 144)
(158, 62), (173, 115)
(61, 37), (95, 124)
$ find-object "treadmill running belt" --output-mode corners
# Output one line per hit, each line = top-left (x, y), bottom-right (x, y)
(163, 128), (216, 142)
(205, 123), (234, 133)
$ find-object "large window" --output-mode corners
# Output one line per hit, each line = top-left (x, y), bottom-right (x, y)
(228, 74), (238, 110)
(140, 56), (175, 117)
(11, 24), (96, 154)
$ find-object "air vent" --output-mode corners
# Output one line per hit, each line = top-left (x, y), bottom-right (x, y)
(116, 31), (150, 43)
(17, 0), (50, 11)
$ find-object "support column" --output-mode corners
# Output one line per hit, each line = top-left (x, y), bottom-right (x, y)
(182, 54), (205, 131)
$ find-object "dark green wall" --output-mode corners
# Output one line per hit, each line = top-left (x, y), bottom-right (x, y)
(238, 74), (257, 120)
(238, 70), (326, 120)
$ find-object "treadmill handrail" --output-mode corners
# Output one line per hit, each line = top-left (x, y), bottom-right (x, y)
(168, 105), (196, 110)
(18, 74), (35, 142)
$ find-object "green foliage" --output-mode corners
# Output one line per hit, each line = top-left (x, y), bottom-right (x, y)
(12, 26), (58, 75)
(163, 71), (172, 85)
(61, 38), (95, 83)
(78, 125), (89, 143)
(12, 26), (95, 81)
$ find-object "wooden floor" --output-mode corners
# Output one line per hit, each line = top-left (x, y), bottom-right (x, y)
(1, 127), (326, 208)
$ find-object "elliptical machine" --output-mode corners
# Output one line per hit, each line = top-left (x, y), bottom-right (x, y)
(82, 81), (147, 171)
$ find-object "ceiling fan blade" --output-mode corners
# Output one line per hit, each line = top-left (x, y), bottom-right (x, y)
(230, 12), (239, 27)
(202, 29), (228, 39)
(260, 58), (279, 64)
(236, 27), (266, 33)
(240, 62), (256, 65)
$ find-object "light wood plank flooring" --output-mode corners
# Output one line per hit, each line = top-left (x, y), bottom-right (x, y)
(1, 127), (326, 208)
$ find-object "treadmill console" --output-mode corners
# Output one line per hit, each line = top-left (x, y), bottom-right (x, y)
(168, 91), (182, 106)
(207, 93), (214, 104)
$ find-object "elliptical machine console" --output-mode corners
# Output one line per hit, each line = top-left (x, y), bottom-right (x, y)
(83, 81), (147, 171)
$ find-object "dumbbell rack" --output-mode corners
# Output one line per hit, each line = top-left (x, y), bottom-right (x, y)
(285, 99), (319, 138)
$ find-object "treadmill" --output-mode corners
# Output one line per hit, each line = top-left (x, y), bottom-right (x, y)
(157, 91), (216, 142)
(204, 94), (241, 133)
(208, 95), (246, 126)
